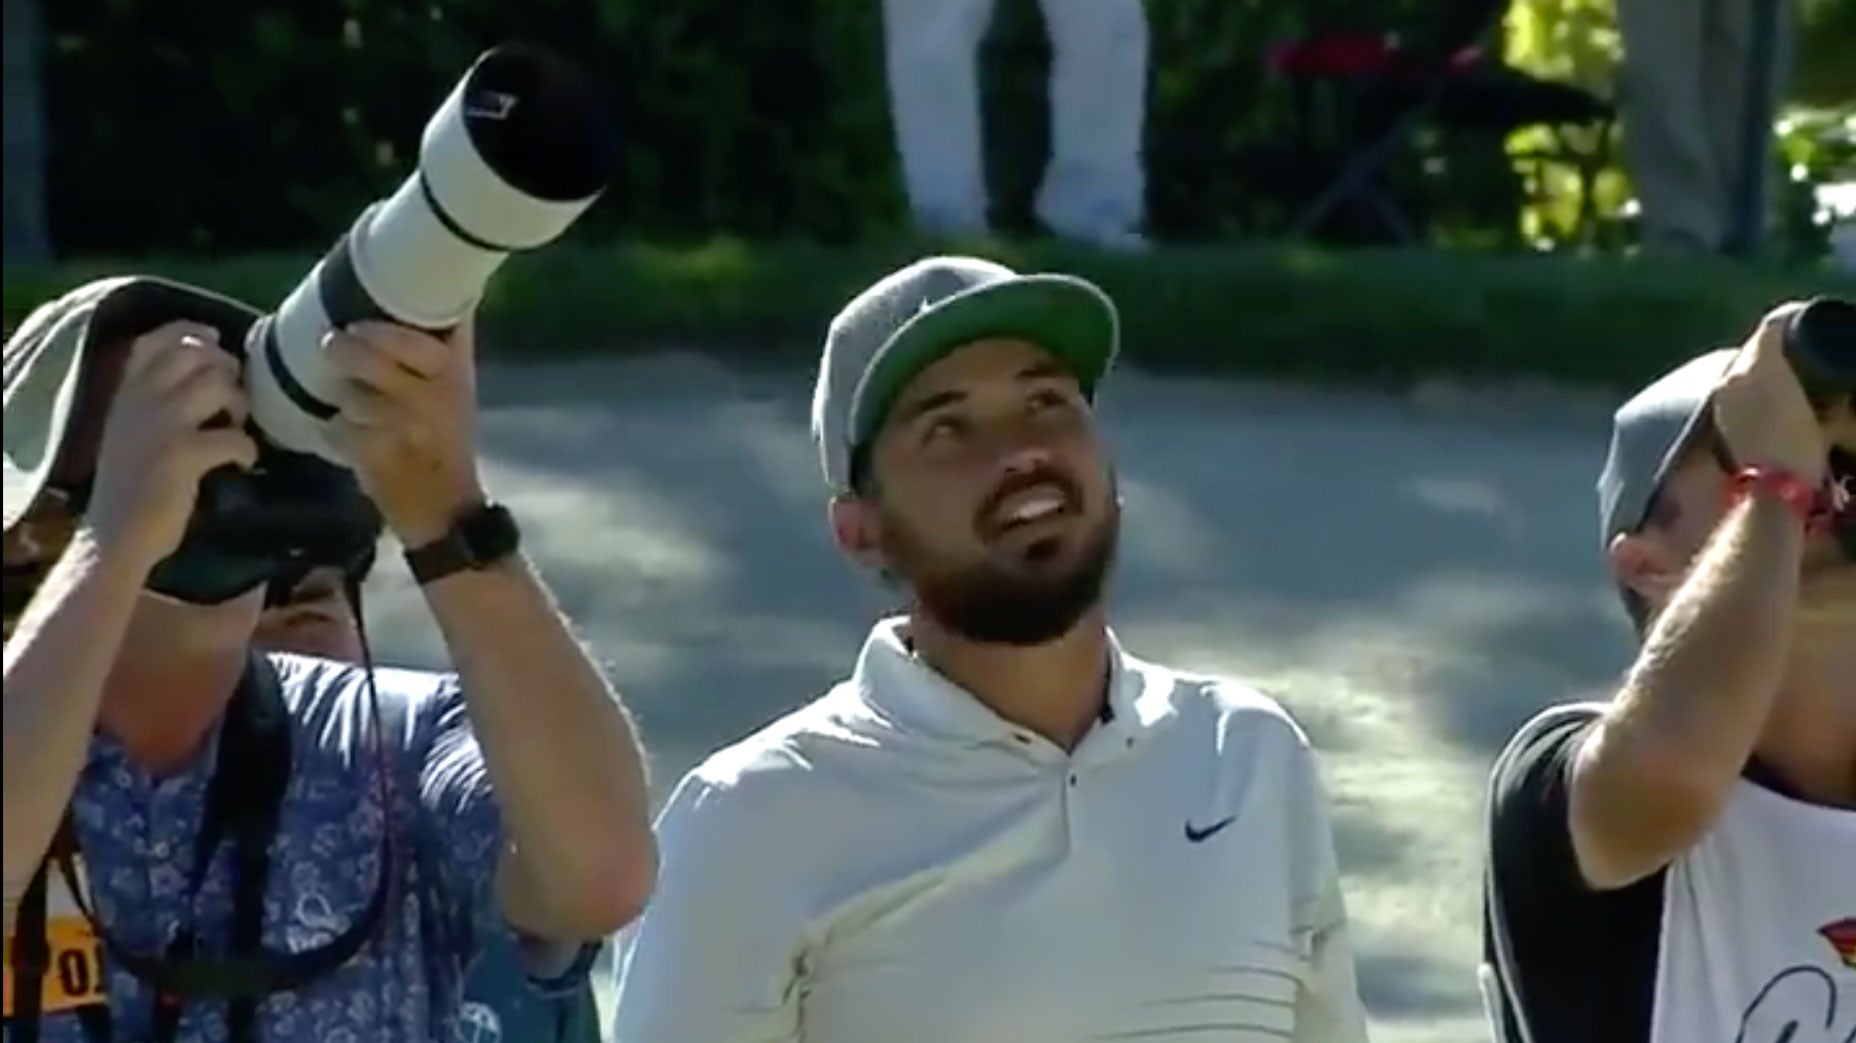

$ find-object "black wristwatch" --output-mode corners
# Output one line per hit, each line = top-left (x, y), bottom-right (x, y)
(404, 502), (521, 585)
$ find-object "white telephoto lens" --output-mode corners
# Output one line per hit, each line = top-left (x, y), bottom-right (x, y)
(246, 43), (616, 464)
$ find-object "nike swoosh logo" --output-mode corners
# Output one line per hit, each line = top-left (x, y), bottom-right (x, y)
(1185, 816), (1237, 843)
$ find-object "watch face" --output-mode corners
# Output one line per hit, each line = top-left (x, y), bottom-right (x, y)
(460, 505), (519, 564)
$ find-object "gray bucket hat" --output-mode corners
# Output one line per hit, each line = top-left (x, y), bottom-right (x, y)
(810, 255), (1120, 492)
(3, 275), (260, 532)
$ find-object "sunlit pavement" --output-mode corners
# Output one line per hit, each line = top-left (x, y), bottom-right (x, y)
(361, 352), (1639, 1043)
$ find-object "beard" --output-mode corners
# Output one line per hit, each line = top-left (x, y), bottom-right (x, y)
(880, 495), (1119, 647)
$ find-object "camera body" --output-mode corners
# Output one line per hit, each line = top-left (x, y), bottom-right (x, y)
(149, 42), (617, 604)
(1782, 296), (1856, 562)
(1784, 296), (1855, 411)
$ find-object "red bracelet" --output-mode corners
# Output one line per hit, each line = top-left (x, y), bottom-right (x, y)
(1729, 466), (1819, 524)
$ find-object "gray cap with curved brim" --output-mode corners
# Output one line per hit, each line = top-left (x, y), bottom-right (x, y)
(811, 255), (1119, 492)
(1596, 348), (1736, 547)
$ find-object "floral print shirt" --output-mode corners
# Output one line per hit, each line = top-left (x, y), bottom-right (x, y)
(6, 654), (537, 1043)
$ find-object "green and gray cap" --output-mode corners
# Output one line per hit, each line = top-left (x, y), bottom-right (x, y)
(810, 256), (1120, 492)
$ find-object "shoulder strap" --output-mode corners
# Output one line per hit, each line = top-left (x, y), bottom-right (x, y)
(128, 656), (291, 1043)
(1481, 702), (1604, 1043)
(367, 665), (414, 765)
(224, 655), (293, 1043)
(12, 823), (113, 1043)
(8, 850), (53, 1043)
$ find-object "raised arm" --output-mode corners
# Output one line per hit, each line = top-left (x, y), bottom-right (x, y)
(1570, 315), (1825, 890)
(5, 323), (255, 915)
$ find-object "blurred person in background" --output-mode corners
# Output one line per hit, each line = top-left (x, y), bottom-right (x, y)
(254, 555), (606, 1043)
(881, 0), (1149, 249)
(1481, 303), (1856, 1042)
(1617, 0), (1794, 254)
(610, 256), (1366, 1043)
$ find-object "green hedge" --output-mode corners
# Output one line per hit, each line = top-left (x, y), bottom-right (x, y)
(9, 241), (1849, 390)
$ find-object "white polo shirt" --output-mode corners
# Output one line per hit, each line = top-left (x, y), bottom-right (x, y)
(610, 618), (1368, 1043)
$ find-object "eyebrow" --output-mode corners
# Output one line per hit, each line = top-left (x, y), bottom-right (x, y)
(893, 361), (1073, 426)
(893, 389), (966, 427)
(1020, 361), (1068, 383)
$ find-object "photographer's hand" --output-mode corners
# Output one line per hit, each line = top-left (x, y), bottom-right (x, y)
(1713, 304), (1828, 485)
(87, 322), (260, 570)
(325, 318), (655, 941)
(324, 320), (485, 544)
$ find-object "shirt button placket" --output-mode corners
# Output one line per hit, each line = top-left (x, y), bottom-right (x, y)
(151, 799), (171, 958)
(1063, 765), (1086, 854)
(147, 777), (193, 932)
(150, 786), (173, 869)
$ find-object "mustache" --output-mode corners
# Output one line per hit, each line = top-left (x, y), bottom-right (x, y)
(976, 466), (1081, 528)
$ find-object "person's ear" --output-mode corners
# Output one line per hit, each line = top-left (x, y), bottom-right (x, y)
(1608, 529), (1683, 608)
(828, 494), (887, 574)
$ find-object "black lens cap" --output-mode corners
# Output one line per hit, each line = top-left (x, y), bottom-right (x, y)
(1789, 297), (1855, 374)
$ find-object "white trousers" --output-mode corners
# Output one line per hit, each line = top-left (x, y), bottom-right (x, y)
(1616, 0), (1794, 252)
(880, 0), (1148, 237)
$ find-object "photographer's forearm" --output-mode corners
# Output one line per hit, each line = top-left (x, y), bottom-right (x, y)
(421, 555), (656, 938)
(2, 533), (146, 912)
(1573, 496), (1800, 887)
(1614, 496), (1799, 774)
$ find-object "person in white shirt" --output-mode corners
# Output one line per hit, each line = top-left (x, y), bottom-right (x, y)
(609, 255), (1368, 1043)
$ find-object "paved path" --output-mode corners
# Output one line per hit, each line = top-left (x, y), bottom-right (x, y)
(361, 354), (1640, 1043)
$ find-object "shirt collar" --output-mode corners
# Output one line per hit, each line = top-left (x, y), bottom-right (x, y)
(852, 616), (1155, 747)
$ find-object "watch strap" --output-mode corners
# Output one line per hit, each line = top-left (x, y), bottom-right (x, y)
(405, 532), (472, 586)
(404, 503), (517, 585)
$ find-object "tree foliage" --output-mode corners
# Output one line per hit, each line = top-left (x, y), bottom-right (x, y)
(35, 0), (1849, 258)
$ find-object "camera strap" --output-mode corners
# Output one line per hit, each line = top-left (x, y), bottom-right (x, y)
(5, 827), (112, 1042)
(6, 655), (396, 1043)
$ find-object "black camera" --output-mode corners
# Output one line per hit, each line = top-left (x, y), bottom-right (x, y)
(1784, 295), (1854, 411)
(1784, 296), (1856, 562)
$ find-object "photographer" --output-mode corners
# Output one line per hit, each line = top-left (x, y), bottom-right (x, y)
(1, 280), (655, 1042)
(253, 556), (603, 1043)
(1481, 303), (1855, 1042)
